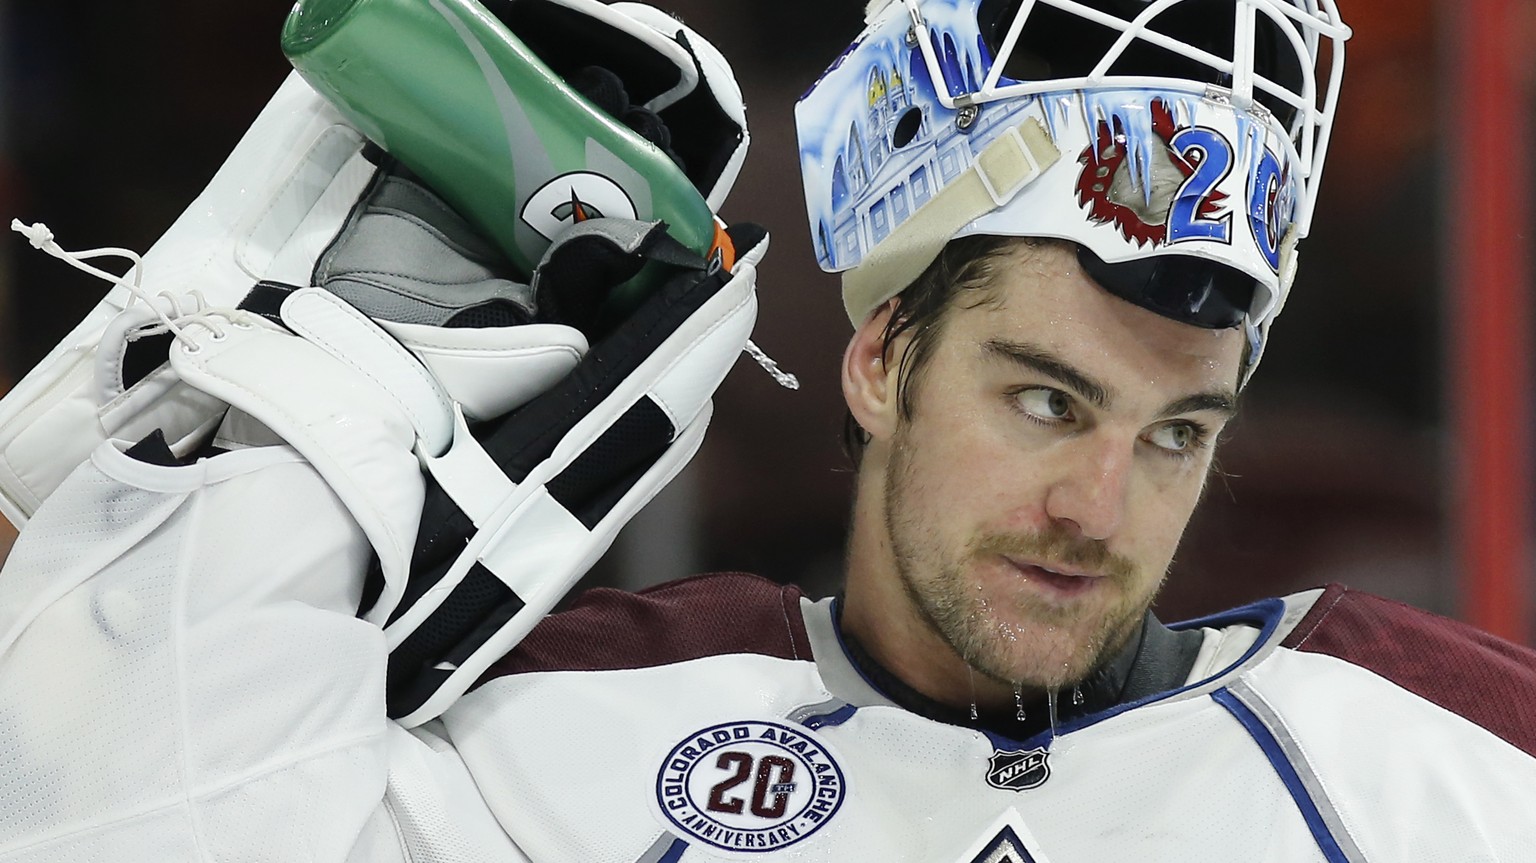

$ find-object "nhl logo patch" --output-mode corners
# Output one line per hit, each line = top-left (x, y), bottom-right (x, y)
(986, 747), (1050, 792)
(654, 720), (847, 853)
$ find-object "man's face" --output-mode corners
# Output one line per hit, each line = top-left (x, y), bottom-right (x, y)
(879, 242), (1244, 691)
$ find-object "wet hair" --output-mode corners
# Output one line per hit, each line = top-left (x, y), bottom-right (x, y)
(843, 235), (1051, 461)
(842, 234), (1250, 463)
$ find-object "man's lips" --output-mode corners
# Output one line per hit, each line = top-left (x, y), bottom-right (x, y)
(1001, 556), (1105, 595)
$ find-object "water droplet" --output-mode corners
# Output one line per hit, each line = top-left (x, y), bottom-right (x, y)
(968, 667), (980, 722)
(1047, 688), (1061, 744)
(1013, 681), (1026, 722)
(1072, 685), (1085, 707)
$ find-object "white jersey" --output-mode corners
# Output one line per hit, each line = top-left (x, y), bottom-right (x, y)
(1, 442), (1535, 862)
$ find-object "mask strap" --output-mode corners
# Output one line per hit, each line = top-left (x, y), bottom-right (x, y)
(840, 117), (1061, 325)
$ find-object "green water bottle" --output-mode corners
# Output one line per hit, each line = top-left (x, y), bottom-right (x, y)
(281, 0), (721, 324)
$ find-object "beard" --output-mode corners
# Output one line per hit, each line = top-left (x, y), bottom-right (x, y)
(883, 424), (1163, 691)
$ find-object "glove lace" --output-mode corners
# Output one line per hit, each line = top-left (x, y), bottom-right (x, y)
(10, 219), (244, 352)
(744, 339), (800, 390)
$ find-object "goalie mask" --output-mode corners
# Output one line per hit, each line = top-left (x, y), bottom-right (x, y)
(796, 0), (1350, 382)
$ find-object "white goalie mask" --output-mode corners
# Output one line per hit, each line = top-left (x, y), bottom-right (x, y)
(796, 0), (1350, 382)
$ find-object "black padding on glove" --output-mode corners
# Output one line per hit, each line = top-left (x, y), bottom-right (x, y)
(121, 333), (175, 391)
(385, 561), (526, 717)
(405, 246), (719, 581)
(442, 301), (536, 329)
(483, 0), (741, 198)
(124, 429), (180, 467)
(359, 222), (760, 622)
(534, 221), (703, 335)
(656, 29), (744, 202)
(545, 394), (673, 529)
(397, 223), (760, 617)
(238, 281), (303, 325)
(381, 220), (764, 718)
(386, 394), (673, 713)
(488, 0), (684, 120)
(567, 65), (684, 171)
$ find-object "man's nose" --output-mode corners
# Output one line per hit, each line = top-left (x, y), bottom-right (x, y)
(1043, 432), (1132, 541)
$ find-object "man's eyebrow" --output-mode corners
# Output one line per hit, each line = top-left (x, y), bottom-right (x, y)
(1158, 392), (1239, 420)
(982, 339), (1109, 409)
(983, 339), (1238, 419)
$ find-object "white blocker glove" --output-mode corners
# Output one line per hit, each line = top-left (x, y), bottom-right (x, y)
(208, 215), (767, 727)
(217, 152), (770, 722)
(0, 0), (750, 532)
(5, 196), (767, 715)
(0, 2), (774, 853)
(376, 217), (768, 726)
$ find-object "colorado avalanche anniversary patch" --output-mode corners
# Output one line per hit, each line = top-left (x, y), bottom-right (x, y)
(655, 720), (847, 852)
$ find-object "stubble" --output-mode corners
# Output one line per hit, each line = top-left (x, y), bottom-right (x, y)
(883, 423), (1160, 691)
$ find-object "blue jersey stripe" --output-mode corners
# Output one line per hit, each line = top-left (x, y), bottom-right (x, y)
(1211, 687), (1352, 863)
(656, 837), (688, 863)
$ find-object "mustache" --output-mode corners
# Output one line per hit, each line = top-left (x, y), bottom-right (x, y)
(971, 526), (1137, 581)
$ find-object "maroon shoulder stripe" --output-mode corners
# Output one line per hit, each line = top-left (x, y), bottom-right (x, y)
(1284, 584), (1536, 758)
(476, 572), (811, 685)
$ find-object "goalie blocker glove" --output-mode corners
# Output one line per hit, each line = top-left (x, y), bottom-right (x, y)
(0, 0), (750, 531)
(379, 218), (767, 726)
(237, 153), (769, 724)
(13, 208), (765, 733)
(0, 0), (768, 728)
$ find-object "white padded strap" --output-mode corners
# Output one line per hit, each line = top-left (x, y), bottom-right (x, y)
(168, 312), (426, 625)
(840, 118), (1061, 325)
(280, 288), (456, 458)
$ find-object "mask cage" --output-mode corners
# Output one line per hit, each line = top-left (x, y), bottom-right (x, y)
(978, 0), (1305, 125)
(901, 0), (1349, 233)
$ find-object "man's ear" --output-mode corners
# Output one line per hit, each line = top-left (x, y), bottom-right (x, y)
(842, 300), (901, 442)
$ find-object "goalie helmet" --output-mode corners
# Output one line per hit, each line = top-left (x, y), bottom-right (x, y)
(795, 0), (1350, 381)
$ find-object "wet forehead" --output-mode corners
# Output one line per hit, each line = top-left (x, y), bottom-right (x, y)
(947, 243), (1245, 397)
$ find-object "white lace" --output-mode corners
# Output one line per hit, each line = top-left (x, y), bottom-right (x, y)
(10, 219), (246, 352)
(14, 218), (799, 383)
(744, 339), (799, 390)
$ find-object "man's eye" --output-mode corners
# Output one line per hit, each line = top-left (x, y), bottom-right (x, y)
(1014, 387), (1073, 422)
(1146, 422), (1202, 453)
